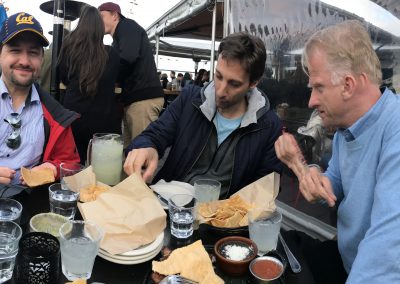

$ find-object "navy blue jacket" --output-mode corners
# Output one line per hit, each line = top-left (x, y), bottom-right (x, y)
(127, 84), (283, 196)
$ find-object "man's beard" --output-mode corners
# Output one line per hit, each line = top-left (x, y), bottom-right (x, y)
(10, 71), (37, 88)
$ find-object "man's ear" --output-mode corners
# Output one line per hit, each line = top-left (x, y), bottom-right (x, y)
(342, 74), (356, 101)
(249, 80), (259, 89)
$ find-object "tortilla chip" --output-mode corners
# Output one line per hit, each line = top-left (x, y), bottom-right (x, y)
(21, 167), (55, 187)
(152, 240), (223, 284)
(197, 195), (253, 228)
(79, 185), (108, 202)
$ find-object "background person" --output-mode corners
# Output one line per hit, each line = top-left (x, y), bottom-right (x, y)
(275, 20), (400, 283)
(99, 2), (164, 147)
(58, 6), (122, 164)
(0, 12), (79, 184)
(124, 32), (282, 198)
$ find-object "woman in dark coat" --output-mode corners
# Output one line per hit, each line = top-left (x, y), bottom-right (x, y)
(58, 6), (122, 163)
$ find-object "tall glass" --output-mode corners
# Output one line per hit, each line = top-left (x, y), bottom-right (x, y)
(248, 209), (282, 256)
(60, 163), (85, 189)
(59, 220), (103, 281)
(194, 179), (221, 202)
(87, 133), (123, 185)
(0, 221), (22, 283)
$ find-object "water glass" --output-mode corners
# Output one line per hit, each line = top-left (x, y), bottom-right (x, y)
(248, 209), (282, 256)
(15, 232), (60, 284)
(194, 179), (221, 203)
(0, 221), (22, 283)
(48, 183), (79, 220)
(59, 220), (103, 281)
(0, 198), (22, 224)
(60, 163), (85, 189)
(168, 194), (196, 239)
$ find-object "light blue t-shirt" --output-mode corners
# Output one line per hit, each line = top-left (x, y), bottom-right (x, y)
(325, 88), (400, 282)
(0, 79), (45, 184)
(214, 111), (243, 146)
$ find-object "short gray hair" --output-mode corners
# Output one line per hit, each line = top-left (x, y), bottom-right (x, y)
(302, 20), (382, 85)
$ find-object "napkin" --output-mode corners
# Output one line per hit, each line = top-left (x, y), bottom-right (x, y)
(150, 180), (195, 207)
(77, 171), (166, 255)
(233, 172), (280, 211)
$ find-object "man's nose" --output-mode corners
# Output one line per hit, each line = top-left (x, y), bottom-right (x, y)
(18, 52), (31, 65)
(308, 90), (318, 108)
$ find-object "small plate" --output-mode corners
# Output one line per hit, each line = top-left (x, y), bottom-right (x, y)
(150, 180), (194, 209)
(99, 232), (164, 258)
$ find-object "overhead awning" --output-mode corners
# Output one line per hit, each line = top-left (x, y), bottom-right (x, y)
(147, 0), (224, 41)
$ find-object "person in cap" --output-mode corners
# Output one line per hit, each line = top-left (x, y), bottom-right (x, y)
(0, 12), (80, 185)
(275, 20), (400, 283)
(98, 2), (164, 147)
(124, 32), (282, 198)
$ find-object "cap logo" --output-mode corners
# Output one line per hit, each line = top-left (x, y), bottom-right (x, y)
(15, 13), (34, 25)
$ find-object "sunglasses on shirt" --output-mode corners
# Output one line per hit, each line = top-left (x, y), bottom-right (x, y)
(4, 113), (21, 149)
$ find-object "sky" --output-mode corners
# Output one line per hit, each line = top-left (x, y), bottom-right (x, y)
(2, 0), (208, 73)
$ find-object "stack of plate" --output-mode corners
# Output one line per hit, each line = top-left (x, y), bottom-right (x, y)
(98, 232), (164, 265)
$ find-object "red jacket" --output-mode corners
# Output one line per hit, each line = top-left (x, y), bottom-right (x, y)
(36, 84), (80, 179)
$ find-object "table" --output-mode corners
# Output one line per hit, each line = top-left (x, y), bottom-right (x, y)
(9, 186), (314, 284)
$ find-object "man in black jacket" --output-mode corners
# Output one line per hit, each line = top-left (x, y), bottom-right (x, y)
(124, 32), (283, 198)
(99, 2), (164, 147)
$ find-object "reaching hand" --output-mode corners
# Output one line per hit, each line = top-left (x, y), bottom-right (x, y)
(299, 167), (336, 207)
(124, 147), (159, 183)
(0, 166), (15, 184)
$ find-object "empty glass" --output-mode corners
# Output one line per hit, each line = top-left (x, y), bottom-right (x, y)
(60, 163), (85, 189)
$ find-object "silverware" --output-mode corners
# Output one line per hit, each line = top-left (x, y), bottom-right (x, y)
(160, 275), (199, 284)
(279, 234), (302, 273)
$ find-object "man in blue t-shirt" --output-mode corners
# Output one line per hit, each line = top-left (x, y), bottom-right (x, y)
(124, 32), (283, 198)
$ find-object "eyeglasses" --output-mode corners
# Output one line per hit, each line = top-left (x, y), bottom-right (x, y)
(4, 113), (21, 149)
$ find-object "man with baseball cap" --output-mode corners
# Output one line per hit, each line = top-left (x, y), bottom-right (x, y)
(98, 2), (164, 147)
(0, 12), (80, 186)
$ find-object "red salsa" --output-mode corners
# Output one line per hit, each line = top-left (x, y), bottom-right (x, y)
(252, 259), (283, 280)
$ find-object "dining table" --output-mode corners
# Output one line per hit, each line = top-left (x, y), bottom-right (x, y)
(7, 184), (315, 284)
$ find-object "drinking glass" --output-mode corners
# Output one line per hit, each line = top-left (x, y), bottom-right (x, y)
(194, 179), (221, 203)
(15, 232), (60, 284)
(168, 194), (196, 239)
(60, 163), (85, 189)
(248, 209), (282, 256)
(0, 221), (22, 283)
(59, 220), (103, 281)
(48, 183), (79, 220)
(0, 198), (22, 224)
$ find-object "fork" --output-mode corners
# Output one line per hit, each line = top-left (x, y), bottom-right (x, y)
(159, 275), (199, 284)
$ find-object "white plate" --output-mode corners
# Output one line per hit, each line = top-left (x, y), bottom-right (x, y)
(150, 180), (194, 209)
(98, 242), (163, 265)
(99, 232), (164, 258)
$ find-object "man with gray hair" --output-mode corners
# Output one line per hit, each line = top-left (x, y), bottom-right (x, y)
(275, 20), (400, 282)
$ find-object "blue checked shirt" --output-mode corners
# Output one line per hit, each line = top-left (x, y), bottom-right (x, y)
(0, 79), (45, 184)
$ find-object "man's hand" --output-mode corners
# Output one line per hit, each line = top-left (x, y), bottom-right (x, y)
(124, 148), (159, 183)
(275, 132), (307, 177)
(0, 167), (16, 184)
(299, 167), (336, 207)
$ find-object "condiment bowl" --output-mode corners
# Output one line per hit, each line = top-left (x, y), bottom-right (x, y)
(214, 236), (258, 276)
(29, 212), (68, 238)
(249, 256), (284, 283)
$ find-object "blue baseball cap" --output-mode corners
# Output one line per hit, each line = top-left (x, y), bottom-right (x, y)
(0, 12), (49, 46)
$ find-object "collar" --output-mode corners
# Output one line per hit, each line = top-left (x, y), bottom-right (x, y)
(341, 88), (390, 142)
(0, 78), (40, 106)
(200, 81), (268, 127)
